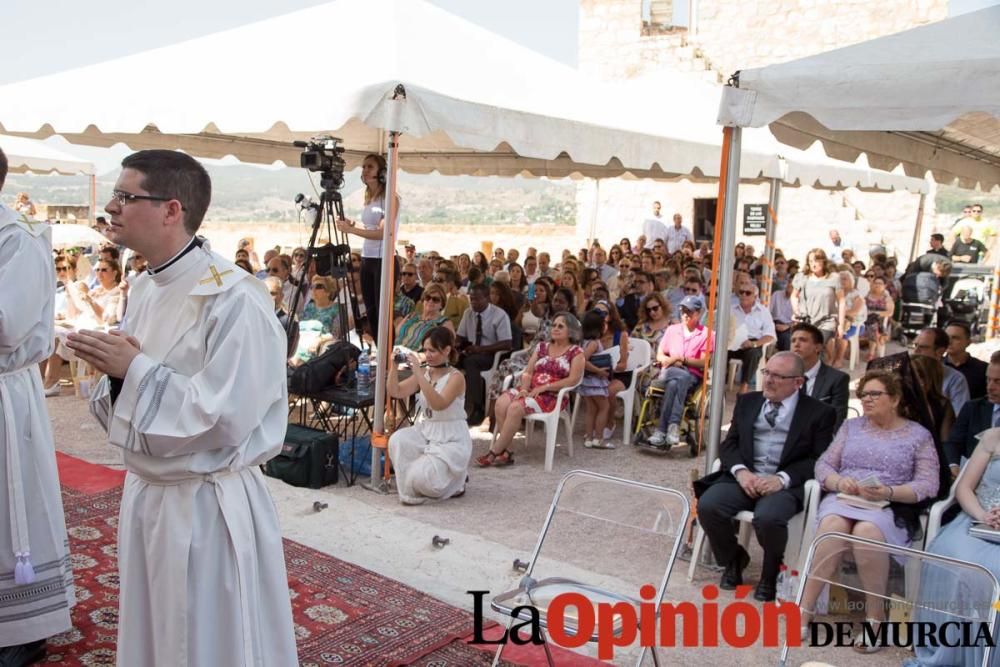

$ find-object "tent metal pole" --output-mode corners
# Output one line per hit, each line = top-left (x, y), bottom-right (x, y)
(908, 192), (927, 264)
(588, 178), (601, 246)
(369, 86), (405, 489)
(705, 126), (742, 473)
(761, 177), (781, 305)
(89, 174), (97, 223)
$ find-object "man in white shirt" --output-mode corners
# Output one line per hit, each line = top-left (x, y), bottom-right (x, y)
(664, 213), (694, 255)
(458, 283), (513, 425)
(537, 252), (553, 278)
(728, 283), (776, 394)
(641, 200), (668, 247)
(524, 255), (541, 285)
(827, 229), (850, 264)
(590, 246), (617, 283)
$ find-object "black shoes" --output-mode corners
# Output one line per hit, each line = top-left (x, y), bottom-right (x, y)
(0, 639), (46, 667)
(754, 580), (777, 602)
(719, 546), (750, 590)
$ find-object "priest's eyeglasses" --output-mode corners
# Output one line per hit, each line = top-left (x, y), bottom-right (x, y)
(111, 190), (186, 210)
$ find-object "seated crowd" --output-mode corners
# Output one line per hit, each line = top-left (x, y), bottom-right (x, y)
(52, 208), (1000, 660)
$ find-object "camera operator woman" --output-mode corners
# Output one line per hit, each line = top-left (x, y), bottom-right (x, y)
(336, 153), (399, 339)
(387, 327), (471, 505)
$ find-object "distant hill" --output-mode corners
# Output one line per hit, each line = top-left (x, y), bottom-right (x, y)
(3, 165), (577, 226)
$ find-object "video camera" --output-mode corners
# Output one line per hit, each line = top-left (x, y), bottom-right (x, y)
(294, 136), (346, 190)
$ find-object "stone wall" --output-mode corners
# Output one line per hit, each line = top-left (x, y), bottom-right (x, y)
(576, 0), (947, 264)
(579, 0), (949, 82)
(693, 0), (948, 81)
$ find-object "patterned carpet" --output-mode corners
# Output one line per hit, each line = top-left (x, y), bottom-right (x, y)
(47, 481), (492, 666)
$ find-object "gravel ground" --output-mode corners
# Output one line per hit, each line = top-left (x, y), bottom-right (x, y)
(46, 347), (915, 666)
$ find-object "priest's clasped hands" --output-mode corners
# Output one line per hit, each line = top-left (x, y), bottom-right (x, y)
(66, 330), (141, 379)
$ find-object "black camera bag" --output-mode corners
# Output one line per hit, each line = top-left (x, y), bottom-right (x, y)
(264, 424), (338, 489)
(288, 341), (361, 395)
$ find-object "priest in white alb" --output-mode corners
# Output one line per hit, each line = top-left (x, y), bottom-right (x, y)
(0, 147), (74, 667)
(67, 150), (298, 667)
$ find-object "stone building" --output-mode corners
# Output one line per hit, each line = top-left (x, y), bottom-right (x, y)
(576, 0), (951, 263)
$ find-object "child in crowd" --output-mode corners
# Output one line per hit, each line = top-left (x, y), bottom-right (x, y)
(579, 310), (614, 449)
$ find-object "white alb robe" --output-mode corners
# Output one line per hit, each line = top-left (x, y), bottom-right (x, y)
(0, 205), (74, 646)
(89, 242), (297, 667)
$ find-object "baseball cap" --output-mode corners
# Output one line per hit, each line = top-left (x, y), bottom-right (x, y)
(404, 243), (415, 250)
(679, 295), (705, 312)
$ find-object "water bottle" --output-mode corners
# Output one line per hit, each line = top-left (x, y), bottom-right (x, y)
(776, 565), (789, 602)
(787, 570), (800, 603)
(356, 350), (371, 393)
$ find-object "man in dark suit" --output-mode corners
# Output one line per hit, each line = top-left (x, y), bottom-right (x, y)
(790, 323), (850, 428)
(944, 350), (1000, 477)
(695, 351), (836, 601)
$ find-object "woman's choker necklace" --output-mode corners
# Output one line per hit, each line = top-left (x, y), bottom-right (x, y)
(426, 362), (450, 369)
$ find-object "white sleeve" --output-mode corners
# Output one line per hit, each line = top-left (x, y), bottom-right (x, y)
(106, 288), (287, 457)
(0, 229), (48, 351)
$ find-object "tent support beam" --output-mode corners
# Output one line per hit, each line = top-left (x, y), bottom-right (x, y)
(908, 192), (927, 264)
(705, 125), (742, 472)
(761, 177), (782, 305)
(369, 86), (405, 491)
(587, 178), (601, 246)
(90, 174), (97, 223)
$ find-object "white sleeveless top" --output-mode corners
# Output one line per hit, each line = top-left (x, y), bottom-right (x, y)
(361, 195), (391, 259)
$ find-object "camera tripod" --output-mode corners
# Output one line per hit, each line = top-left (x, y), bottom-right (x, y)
(287, 173), (364, 346)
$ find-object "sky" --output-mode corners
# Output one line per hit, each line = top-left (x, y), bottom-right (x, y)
(0, 0), (578, 85)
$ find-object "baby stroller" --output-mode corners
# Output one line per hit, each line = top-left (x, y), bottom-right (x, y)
(633, 379), (706, 457)
(941, 265), (990, 337)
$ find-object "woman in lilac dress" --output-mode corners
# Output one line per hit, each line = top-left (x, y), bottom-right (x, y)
(799, 370), (940, 653)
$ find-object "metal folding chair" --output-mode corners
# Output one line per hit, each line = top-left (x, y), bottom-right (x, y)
(490, 470), (690, 666)
(783, 531), (1000, 667)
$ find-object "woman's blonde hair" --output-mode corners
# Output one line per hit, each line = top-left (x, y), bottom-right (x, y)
(312, 275), (337, 296)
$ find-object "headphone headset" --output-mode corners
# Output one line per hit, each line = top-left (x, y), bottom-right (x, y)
(377, 165), (387, 185)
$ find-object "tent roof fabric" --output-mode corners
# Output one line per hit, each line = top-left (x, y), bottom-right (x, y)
(0, 135), (95, 176)
(0, 0), (922, 193)
(717, 5), (1000, 190)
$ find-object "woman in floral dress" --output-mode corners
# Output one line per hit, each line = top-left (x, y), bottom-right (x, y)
(477, 313), (584, 467)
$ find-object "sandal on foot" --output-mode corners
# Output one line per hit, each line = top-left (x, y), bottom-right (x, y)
(853, 619), (884, 654)
(491, 450), (514, 467)
(476, 452), (498, 467)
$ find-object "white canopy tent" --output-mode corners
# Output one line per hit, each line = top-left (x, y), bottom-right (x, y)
(701, 5), (1000, 470)
(0, 0), (932, 480)
(1, 135), (97, 219)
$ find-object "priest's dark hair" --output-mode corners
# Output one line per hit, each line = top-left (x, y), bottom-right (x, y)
(121, 150), (211, 235)
(0, 147), (7, 192)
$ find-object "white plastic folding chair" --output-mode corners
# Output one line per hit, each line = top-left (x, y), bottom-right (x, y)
(480, 349), (509, 389)
(688, 458), (816, 581)
(926, 463), (967, 545)
(616, 338), (651, 445)
(490, 470), (690, 667)
(494, 376), (584, 472)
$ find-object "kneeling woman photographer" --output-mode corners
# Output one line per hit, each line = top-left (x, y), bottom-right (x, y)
(387, 327), (471, 504)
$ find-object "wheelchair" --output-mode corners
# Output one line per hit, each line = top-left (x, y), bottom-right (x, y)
(633, 377), (706, 457)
